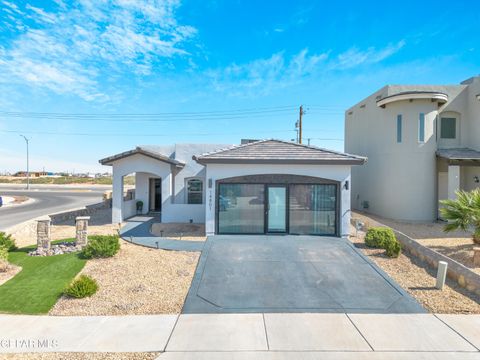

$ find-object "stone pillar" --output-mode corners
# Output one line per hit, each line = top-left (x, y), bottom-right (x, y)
(447, 165), (460, 200)
(37, 219), (51, 250)
(75, 216), (90, 247)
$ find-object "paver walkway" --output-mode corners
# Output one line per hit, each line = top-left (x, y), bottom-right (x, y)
(119, 216), (204, 252)
(0, 314), (478, 357)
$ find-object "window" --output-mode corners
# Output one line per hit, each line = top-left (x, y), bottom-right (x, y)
(396, 115), (402, 143)
(289, 184), (337, 235)
(187, 179), (203, 204)
(418, 113), (425, 142)
(441, 117), (456, 139)
(218, 184), (265, 234)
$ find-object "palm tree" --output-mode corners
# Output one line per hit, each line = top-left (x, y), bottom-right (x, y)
(440, 189), (480, 244)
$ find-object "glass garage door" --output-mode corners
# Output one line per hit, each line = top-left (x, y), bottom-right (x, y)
(218, 184), (265, 234)
(289, 184), (337, 235)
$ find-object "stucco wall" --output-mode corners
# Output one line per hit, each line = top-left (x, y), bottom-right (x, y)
(345, 77), (480, 222)
(204, 163), (352, 237)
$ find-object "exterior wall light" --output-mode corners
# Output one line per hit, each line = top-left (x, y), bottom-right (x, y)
(343, 180), (349, 190)
(474, 176), (479, 184)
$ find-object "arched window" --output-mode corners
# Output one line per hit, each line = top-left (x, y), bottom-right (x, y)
(187, 178), (203, 204)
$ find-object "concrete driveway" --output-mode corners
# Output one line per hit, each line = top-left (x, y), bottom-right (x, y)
(183, 235), (425, 314)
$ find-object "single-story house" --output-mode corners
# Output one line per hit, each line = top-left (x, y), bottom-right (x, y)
(99, 140), (366, 237)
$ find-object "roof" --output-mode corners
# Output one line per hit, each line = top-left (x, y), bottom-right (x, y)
(436, 148), (480, 163)
(193, 139), (366, 165)
(376, 91), (449, 108)
(99, 146), (185, 167)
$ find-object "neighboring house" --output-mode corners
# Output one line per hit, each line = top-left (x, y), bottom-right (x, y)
(100, 140), (366, 237)
(345, 76), (480, 222)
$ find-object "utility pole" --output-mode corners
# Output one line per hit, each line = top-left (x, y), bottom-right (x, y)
(298, 105), (304, 144)
(20, 135), (30, 190)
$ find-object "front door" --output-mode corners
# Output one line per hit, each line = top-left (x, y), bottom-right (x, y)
(267, 185), (287, 233)
(149, 178), (162, 212)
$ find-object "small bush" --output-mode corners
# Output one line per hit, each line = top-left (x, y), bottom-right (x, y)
(0, 232), (16, 251)
(64, 275), (98, 298)
(385, 239), (401, 258)
(364, 227), (395, 248)
(81, 235), (120, 259)
(365, 227), (401, 258)
(0, 246), (8, 272)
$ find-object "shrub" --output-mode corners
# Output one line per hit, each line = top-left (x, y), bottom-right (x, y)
(385, 239), (401, 258)
(64, 275), (98, 298)
(365, 227), (401, 258)
(0, 232), (16, 251)
(0, 246), (8, 272)
(364, 227), (395, 248)
(81, 235), (120, 259)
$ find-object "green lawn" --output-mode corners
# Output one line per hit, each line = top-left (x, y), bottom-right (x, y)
(0, 240), (86, 314)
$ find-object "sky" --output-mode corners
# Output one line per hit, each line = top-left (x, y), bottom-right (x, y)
(0, 0), (479, 173)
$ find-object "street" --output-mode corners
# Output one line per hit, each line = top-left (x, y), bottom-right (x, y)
(0, 184), (109, 230)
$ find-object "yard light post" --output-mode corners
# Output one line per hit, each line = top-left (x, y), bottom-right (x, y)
(20, 134), (30, 190)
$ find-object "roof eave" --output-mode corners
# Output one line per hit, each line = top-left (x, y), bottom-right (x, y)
(99, 148), (184, 167)
(194, 158), (366, 165)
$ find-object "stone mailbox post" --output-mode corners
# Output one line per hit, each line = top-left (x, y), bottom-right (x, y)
(75, 216), (90, 247)
(37, 219), (51, 250)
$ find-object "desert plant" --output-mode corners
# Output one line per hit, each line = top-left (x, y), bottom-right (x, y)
(64, 275), (98, 298)
(81, 235), (120, 259)
(0, 232), (16, 251)
(365, 227), (401, 257)
(0, 246), (8, 272)
(440, 189), (480, 244)
(364, 227), (395, 248)
(385, 238), (401, 258)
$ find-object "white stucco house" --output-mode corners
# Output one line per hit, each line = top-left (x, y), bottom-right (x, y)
(99, 140), (366, 237)
(345, 75), (480, 222)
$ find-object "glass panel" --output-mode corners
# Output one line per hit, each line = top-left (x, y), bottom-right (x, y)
(419, 113), (425, 142)
(441, 117), (456, 139)
(218, 184), (265, 234)
(187, 179), (203, 204)
(396, 115), (402, 143)
(268, 187), (286, 232)
(289, 184), (336, 235)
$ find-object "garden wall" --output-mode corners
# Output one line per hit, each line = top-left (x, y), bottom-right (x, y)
(351, 217), (480, 297)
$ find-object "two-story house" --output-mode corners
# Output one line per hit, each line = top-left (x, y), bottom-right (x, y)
(345, 76), (480, 222)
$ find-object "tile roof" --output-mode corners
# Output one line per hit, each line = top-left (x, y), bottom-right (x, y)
(99, 146), (184, 166)
(193, 139), (366, 165)
(436, 148), (480, 161)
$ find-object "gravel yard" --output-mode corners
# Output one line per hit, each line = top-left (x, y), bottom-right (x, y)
(150, 223), (206, 241)
(349, 221), (480, 314)
(0, 264), (21, 286)
(50, 240), (199, 316)
(352, 211), (480, 274)
(0, 353), (160, 360)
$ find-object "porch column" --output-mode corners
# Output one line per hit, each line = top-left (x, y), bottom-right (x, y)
(447, 165), (460, 200)
(112, 167), (124, 224)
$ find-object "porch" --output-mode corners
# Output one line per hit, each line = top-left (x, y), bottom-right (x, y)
(436, 148), (480, 218)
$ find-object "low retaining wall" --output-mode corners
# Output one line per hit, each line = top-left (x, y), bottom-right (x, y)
(6, 201), (109, 247)
(351, 218), (480, 297)
(49, 202), (107, 224)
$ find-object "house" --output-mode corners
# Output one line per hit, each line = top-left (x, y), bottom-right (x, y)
(99, 140), (366, 237)
(345, 76), (480, 222)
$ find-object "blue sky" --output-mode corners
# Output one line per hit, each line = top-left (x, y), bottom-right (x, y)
(0, 0), (479, 172)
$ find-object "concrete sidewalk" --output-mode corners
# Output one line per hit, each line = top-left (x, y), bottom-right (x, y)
(0, 313), (478, 357)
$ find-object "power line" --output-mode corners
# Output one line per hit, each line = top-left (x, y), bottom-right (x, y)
(0, 129), (299, 137)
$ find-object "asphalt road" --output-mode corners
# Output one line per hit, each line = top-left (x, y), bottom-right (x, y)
(0, 185), (109, 230)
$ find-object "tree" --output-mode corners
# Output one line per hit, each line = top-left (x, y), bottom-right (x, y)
(440, 189), (480, 244)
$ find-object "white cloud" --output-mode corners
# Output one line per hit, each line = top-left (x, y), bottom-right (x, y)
(207, 41), (406, 97)
(333, 40), (406, 69)
(0, 0), (196, 101)
(207, 48), (329, 96)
